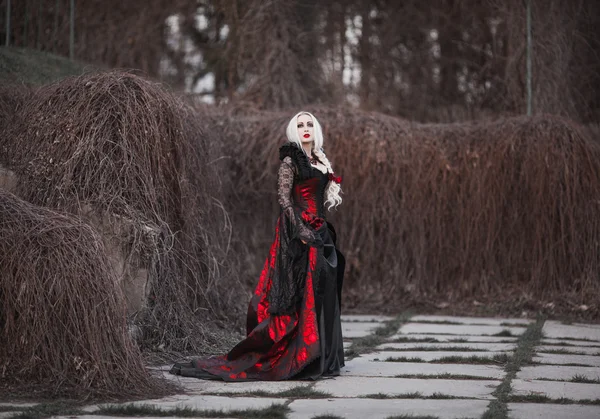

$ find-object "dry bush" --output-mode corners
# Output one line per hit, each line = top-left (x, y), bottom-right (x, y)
(207, 106), (600, 318)
(2, 71), (244, 357)
(0, 189), (163, 397)
(0, 83), (31, 160)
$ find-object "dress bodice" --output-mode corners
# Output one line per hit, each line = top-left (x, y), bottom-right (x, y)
(292, 167), (329, 218)
(277, 143), (330, 240)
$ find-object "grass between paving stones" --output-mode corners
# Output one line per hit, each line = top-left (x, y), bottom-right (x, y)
(571, 374), (600, 384)
(491, 330), (514, 337)
(543, 340), (600, 348)
(528, 360), (594, 367)
(506, 394), (600, 405)
(538, 348), (591, 355)
(386, 415), (439, 419)
(387, 336), (516, 344)
(393, 373), (496, 380)
(378, 345), (488, 352)
(481, 317), (545, 419)
(379, 356), (425, 362)
(95, 403), (290, 418)
(0, 406), (21, 413)
(361, 392), (465, 400)
(437, 354), (511, 364)
(201, 386), (332, 399)
(0, 402), (84, 419)
(382, 354), (511, 364)
(344, 312), (412, 359)
(550, 336), (599, 343)
(388, 337), (444, 343)
(1, 402), (290, 419)
(535, 375), (600, 384)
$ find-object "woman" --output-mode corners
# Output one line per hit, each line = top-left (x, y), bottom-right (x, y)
(170, 111), (345, 381)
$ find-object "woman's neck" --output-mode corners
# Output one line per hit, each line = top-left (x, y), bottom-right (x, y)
(301, 142), (312, 157)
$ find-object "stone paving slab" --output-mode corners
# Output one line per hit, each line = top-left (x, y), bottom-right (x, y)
(13, 315), (600, 419)
(376, 342), (517, 352)
(511, 379), (600, 400)
(360, 350), (508, 362)
(387, 333), (518, 343)
(411, 315), (532, 326)
(517, 365), (600, 382)
(398, 323), (525, 336)
(55, 416), (229, 419)
(341, 314), (393, 322)
(173, 377), (312, 395)
(533, 353), (600, 367)
(537, 345), (600, 355)
(508, 403), (600, 419)
(288, 398), (489, 419)
(542, 338), (600, 347)
(342, 322), (379, 338)
(150, 369), (213, 393)
(543, 321), (600, 342)
(196, 381), (311, 395)
(147, 364), (172, 371)
(151, 368), (313, 395)
(0, 403), (38, 408)
(313, 376), (499, 399)
(89, 395), (287, 412)
(342, 357), (505, 379)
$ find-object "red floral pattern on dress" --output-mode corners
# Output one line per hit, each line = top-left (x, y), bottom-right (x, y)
(257, 300), (268, 324)
(229, 371), (247, 380)
(296, 347), (308, 363)
(301, 211), (325, 230)
(180, 169), (327, 381)
(254, 222), (279, 297)
(268, 314), (292, 341)
(294, 179), (319, 214)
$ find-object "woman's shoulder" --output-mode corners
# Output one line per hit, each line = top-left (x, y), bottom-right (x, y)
(279, 142), (302, 160)
(279, 142), (312, 179)
(281, 156), (293, 166)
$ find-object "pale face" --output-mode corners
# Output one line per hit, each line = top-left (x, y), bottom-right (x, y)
(297, 114), (314, 146)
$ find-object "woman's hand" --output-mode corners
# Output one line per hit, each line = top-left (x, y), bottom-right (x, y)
(301, 239), (307, 244)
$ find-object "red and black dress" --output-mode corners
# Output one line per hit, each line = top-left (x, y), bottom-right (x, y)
(170, 142), (345, 380)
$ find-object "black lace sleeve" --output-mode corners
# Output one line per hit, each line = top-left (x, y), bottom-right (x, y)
(267, 157), (309, 315)
(277, 157), (318, 244)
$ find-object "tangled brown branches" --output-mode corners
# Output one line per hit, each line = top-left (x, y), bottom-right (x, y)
(2, 71), (245, 357)
(210, 106), (600, 318)
(0, 83), (31, 161)
(0, 189), (162, 398)
(2, 69), (599, 399)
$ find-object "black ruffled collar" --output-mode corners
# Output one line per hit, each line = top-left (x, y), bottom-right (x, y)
(279, 142), (313, 180)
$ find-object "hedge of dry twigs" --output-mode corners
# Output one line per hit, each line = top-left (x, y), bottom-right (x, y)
(0, 189), (163, 397)
(0, 84), (30, 159)
(208, 106), (600, 318)
(2, 69), (600, 399)
(1, 72), (245, 359)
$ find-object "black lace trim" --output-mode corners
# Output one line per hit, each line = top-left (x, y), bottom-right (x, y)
(279, 142), (313, 180)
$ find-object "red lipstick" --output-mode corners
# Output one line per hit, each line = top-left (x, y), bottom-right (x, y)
(303, 134), (310, 138)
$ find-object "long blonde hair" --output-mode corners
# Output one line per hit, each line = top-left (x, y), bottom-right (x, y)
(285, 111), (342, 210)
